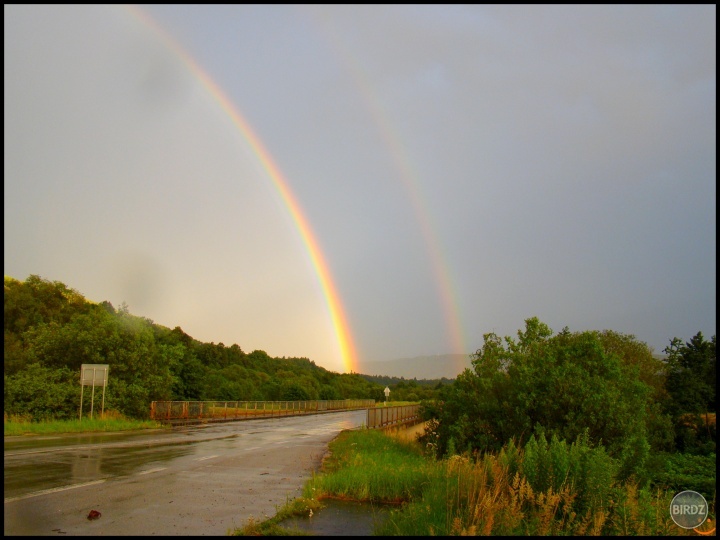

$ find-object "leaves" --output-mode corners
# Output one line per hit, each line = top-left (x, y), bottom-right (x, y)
(429, 318), (658, 474)
(4, 274), (394, 421)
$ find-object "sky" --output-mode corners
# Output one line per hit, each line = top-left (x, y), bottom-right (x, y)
(4, 4), (716, 375)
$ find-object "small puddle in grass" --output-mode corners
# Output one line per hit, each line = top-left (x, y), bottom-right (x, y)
(277, 499), (394, 536)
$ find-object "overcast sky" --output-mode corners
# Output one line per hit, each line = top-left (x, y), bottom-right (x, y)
(4, 5), (716, 374)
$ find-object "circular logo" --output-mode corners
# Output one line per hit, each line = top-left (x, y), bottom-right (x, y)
(669, 490), (709, 529)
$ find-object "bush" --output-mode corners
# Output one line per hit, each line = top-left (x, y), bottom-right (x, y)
(4, 363), (79, 421)
(643, 451), (716, 503)
(521, 430), (617, 513)
(427, 318), (654, 475)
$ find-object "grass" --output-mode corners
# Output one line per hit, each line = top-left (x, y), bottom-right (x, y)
(307, 427), (434, 504)
(228, 497), (324, 536)
(4, 411), (166, 436)
(232, 425), (715, 536)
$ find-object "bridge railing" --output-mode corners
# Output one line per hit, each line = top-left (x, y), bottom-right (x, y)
(366, 404), (421, 429)
(150, 399), (375, 423)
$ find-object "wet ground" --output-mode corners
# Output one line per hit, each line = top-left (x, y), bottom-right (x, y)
(4, 411), (368, 535)
(275, 422), (426, 536)
(277, 499), (393, 536)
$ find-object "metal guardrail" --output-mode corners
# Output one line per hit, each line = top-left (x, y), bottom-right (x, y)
(150, 399), (375, 423)
(366, 404), (421, 429)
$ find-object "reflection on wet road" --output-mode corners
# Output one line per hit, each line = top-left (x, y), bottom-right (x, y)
(4, 410), (366, 535)
(5, 444), (194, 500)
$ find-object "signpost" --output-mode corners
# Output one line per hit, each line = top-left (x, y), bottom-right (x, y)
(80, 364), (109, 420)
(384, 386), (390, 405)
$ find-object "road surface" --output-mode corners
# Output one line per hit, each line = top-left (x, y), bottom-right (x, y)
(4, 409), (366, 535)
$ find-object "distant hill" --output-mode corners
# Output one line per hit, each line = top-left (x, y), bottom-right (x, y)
(360, 354), (472, 380)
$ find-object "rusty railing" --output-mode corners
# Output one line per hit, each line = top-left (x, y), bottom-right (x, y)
(366, 404), (421, 429)
(150, 399), (375, 423)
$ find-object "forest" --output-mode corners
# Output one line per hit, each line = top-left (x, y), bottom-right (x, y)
(4, 275), (444, 421)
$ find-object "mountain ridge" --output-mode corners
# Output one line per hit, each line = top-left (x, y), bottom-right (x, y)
(360, 353), (472, 380)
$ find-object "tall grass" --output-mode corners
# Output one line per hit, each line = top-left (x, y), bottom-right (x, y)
(4, 411), (165, 436)
(306, 428), (437, 503)
(234, 426), (712, 535)
(377, 430), (692, 536)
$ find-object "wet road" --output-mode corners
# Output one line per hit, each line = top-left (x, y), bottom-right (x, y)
(4, 409), (366, 535)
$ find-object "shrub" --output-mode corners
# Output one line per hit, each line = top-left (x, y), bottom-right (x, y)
(4, 363), (79, 421)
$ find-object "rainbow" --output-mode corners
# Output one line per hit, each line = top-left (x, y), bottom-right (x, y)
(127, 6), (358, 373)
(302, 8), (467, 356)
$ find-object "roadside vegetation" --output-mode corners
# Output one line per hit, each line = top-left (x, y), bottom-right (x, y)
(233, 426), (715, 536)
(4, 411), (165, 436)
(5, 275), (715, 535)
(4, 275), (438, 424)
(233, 318), (715, 536)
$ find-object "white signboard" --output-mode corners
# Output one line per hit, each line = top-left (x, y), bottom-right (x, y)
(79, 364), (109, 420)
(81, 364), (109, 386)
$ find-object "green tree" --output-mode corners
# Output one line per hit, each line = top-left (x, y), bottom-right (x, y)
(4, 274), (388, 420)
(279, 381), (311, 401)
(664, 332), (716, 414)
(424, 318), (654, 478)
(4, 363), (79, 421)
(663, 332), (716, 453)
(319, 384), (341, 400)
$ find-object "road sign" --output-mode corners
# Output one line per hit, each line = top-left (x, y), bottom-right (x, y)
(81, 364), (109, 386)
(80, 364), (109, 420)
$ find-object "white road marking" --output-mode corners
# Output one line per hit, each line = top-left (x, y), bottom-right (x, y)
(4, 479), (107, 503)
(194, 455), (218, 461)
(138, 467), (167, 475)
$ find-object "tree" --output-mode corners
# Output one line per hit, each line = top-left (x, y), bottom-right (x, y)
(4, 274), (387, 420)
(664, 332), (716, 414)
(279, 381), (311, 401)
(663, 332), (716, 453)
(423, 317), (655, 478)
(4, 363), (79, 421)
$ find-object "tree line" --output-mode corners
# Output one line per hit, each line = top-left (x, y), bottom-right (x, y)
(419, 316), (716, 487)
(4, 275), (391, 420)
(5, 274), (716, 481)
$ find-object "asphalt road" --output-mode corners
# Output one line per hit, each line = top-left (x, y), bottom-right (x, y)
(4, 409), (367, 536)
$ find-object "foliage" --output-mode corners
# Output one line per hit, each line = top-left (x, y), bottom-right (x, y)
(521, 430), (618, 514)
(664, 332), (716, 413)
(307, 429), (433, 503)
(4, 363), (78, 421)
(358, 373), (453, 402)
(421, 318), (662, 480)
(3, 412), (165, 436)
(642, 451), (717, 503)
(279, 381), (312, 401)
(663, 332), (716, 454)
(232, 497), (322, 536)
(4, 274), (386, 421)
(238, 428), (689, 536)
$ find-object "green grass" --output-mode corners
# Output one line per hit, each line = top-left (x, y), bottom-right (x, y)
(229, 496), (324, 536)
(306, 428), (436, 504)
(4, 413), (166, 436)
(232, 427), (715, 536)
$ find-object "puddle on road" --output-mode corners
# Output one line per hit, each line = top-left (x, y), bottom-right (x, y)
(277, 499), (394, 536)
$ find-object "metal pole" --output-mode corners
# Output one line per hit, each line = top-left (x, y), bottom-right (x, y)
(90, 368), (96, 420)
(101, 368), (106, 419)
(79, 374), (84, 421)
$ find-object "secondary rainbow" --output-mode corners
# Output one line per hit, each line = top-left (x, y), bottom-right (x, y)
(303, 7), (467, 356)
(127, 6), (358, 373)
